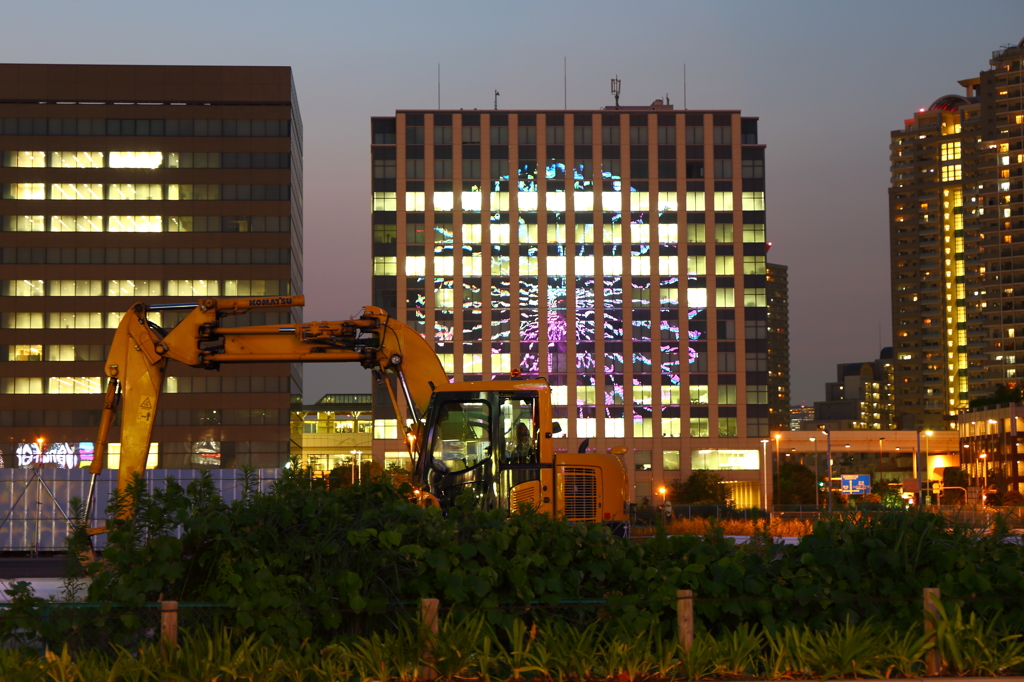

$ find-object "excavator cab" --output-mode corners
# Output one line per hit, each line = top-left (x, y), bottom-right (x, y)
(418, 384), (551, 514)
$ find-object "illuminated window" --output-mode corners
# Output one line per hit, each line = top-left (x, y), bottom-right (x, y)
(657, 256), (678, 276)
(107, 184), (160, 200)
(744, 289), (766, 307)
(434, 192), (454, 211)
(741, 192), (765, 210)
(373, 256), (397, 276)
(662, 418), (681, 438)
(2, 280), (45, 296)
(519, 222), (538, 243)
(222, 281), (286, 296)
(602, 256), (623, 275)
(685, 191), (705, 211)
(574, 224), (594, 242)
(629, 192), (649, 211)
(6, 183), (45, 199)
(491, 255), (510, 276)
(631, 224), (650, 244)
(689, 385), (709, 404)
(491, 353), (511, 374)
(108, 216), (162, 233)
(941, 165), (962, 182)
(107, 280), (161, 297)
(9, 344), (42, 361)
(659, 286), (678, 306)
(373, 419), (399, 439)
(165, 280), (221, 297)
(656, 192), (678, 211)
(463, 354), (483, 373)
(463, 224), (482, 243)
(519, 255), (538, 276)
(405, 192), (425, 211)
(687, 288), (707, 308)
(547, 224), (566, 243)
(49, 280), (103, 296)
(714, 256), (734, 275)
(491, 191), (510, 210)
(551, 385), (568, 405)
(0, 377), (44, 394)
(940, 141), (961, 161)
(689, 418), (709, 437)
(602, 224), (621, 244)
(573, 191), (594, 211)
(435, 289), (454, 309)
(106, 444), (160, 471)
(1, 312), (44, 328)
(686, 224), (705, 243)
(461, 191), (483, 211)
(546, 192), (566, 212)
(658, 224), (678, 244)
(713, 192), (733, 211)
(717, 418), (737, 437)
(50, 215), (102, 232)
(630, 256), (650, 276)
(633, 385), (653, 404)
(661, 385), (680, 404)
(714, 224), (733, 243)
(742, 256), (766, 275)
(548, 256), (567, 275)
(405, 256), (426, 276)
(606, 419), (625, 438)
(434, 256), (454, 276)
(2, 215), (45, 232)
(4, 151), (46, 168)
(575, 256), (595, 276)
(490, 223), (510, 243)
(601, 191), (621, 212)
(716, 288), (735, 307)
(462, 254), (482, 276)
(742, 224), (766, 243)
(48, 377), (102, 394)
(109, 151), (163, 169)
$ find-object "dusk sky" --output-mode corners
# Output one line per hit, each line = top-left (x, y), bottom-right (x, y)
(3, 1), (1020, 405)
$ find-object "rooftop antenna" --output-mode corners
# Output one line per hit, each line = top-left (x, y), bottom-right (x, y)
(494, 89), (500, 110)
(683, 64), (687, 110)
(611, 75), (621, 109)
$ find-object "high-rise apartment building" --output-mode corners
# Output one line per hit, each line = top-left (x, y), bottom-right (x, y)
(890, 37), (1024, 430)
(371, 103), (775, 506)
(0, 64), (302, 470)
(766, 263), (790, 431)
(811, 350), (896, 431)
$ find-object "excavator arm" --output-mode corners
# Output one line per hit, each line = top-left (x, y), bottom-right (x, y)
(89, 295), (447, 520)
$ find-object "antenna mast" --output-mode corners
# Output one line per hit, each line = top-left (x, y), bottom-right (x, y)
(494, 89), (500, 110)
(610, 76), (621, 109)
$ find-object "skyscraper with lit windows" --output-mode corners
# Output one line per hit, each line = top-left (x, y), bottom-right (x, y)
(371, 101), (776, 505)
(0, 64), (302, 470)
(890, 37), (1024, 430)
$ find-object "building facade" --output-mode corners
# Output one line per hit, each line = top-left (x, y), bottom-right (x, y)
(0, 64), (302, 470)
(808, 350), (896, 431)
(370, 102), (776, 506)
(291, 394), (374, 473)
(890, 37), (1024, 430)
(766, 262), (790, 431)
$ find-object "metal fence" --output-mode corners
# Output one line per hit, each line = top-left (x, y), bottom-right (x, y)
(0, 468), (281, 552)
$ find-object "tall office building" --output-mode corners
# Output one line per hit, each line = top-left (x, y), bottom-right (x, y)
(371, 102), (775, 505)
(766, 263), (790, 431)
(811, 350), (896, 431)
(889, 37), (1024, 430)
(0, 64), (302, 470)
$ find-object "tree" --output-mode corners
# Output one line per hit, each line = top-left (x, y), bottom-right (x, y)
(940, 466), (969, 505)
(969, 383), (1023, 408)
(776, 461), (817, 504)
(668, 470), (728, 504)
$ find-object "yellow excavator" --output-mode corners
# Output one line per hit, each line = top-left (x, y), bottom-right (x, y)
(86, 295), (630, 538)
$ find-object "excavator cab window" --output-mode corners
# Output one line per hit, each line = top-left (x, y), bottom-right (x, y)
(499, 396), (538, 465)
(429, 400), (491, 473)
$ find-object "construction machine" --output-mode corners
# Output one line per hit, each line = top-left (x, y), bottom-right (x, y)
(86, 296), (630, 536)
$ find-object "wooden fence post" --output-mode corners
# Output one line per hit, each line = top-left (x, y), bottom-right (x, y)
(923, 587), (941, 675)
(160, 601), (178, 647)
(421, 598), (439, 681)
(676, 589), (693, 652)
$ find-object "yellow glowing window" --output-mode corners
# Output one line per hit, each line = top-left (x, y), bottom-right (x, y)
(713, 192), (734, 211)
(372, 256), (396, 276)
(433, 192), (454, 211)
(108, 216), (162, 233)
(490, 223), (510, 243)
(657, 191), (678, 211)
(461, 191), (482, 211)
(109, 152), (163, 169)
(685, 192), (705, 211)
(490, 191), (510, 211)
(658, 224), (678, 243)
(545, 192), (566, 212)
(106, 443), (158, 471)
(5, 151), (46, 168)
(631, 224), (650, 244)
(940, 165), (962, 182)
(940, 141), (961, 161)
(629, 192), (649, 211)
(404, 192), (424, 211)
(8, 183), (46, 200)
(573, 191), (593, 211)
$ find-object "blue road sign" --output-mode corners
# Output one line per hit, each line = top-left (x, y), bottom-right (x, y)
(841, 474), (871, 495)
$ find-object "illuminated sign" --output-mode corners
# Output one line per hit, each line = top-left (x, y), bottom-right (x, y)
(15, 442), (91, 469)
(841, 474), (871, 495)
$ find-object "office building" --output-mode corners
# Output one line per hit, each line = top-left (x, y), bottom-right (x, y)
(890, 37), (1024, 430)
(766, 263), (790, 431)
(0, 64), (302, 470)
(291, 393), (374, 472)
(371, 101), (776, 506)
(809, 350), (896, 431)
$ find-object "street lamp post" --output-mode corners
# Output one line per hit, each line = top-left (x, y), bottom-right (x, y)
(760, 439), (769, 511)
(810, 437), (819, 508)
(774, 433), (782, 507)
(823, 429), (833, 514)
(980, 453), (988, 505)
(878, 437), (885, 487)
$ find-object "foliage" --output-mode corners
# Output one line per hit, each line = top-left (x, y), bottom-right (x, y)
(2, 609), (1024, 679)
(969, 383), (1022, 408)
(776, 461), (816, 504)
(668, 470), (728, 504)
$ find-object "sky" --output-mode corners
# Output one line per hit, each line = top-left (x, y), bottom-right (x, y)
(2, 1), (1020, 405)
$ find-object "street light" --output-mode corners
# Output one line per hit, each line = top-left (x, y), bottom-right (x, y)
(774, 433), (782, 507)
(658, 485), (667, 504)
(980, 453), (989, 504)
(809, 437), (819, 508)
(821, 428), (833, 514)
(760, 439), (769, 511)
